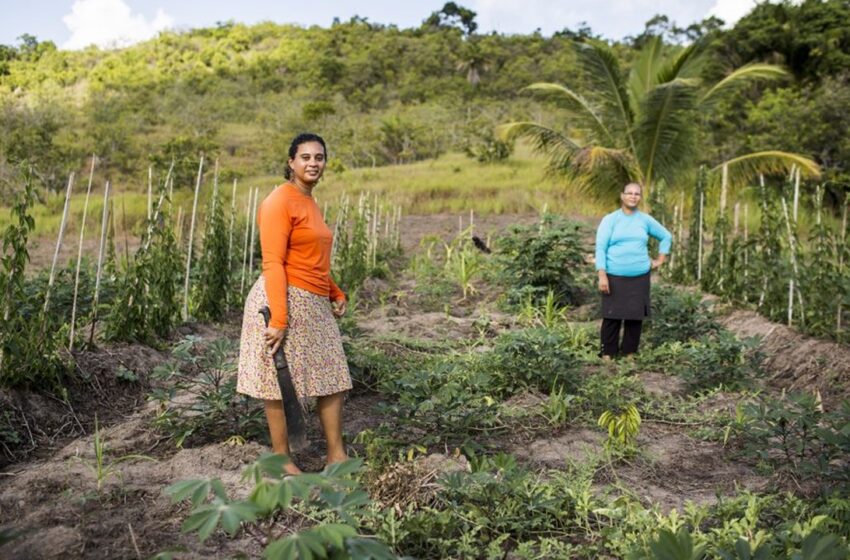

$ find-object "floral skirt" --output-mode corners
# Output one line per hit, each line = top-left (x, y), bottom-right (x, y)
(237, 276), (352, 401)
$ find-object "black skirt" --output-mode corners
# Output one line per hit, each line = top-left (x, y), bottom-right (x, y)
(600, 272), (651, 321)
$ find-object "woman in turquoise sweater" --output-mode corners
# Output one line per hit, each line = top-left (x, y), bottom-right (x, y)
(595, 182), (672, 358)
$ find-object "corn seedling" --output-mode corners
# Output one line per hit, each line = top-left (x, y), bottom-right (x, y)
(76, 417), (155, 491)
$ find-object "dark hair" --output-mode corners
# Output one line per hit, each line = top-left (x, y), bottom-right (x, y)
(284, 132), (327, 180)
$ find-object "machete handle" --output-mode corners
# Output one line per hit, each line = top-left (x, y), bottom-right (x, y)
(259, 306), (287, 370)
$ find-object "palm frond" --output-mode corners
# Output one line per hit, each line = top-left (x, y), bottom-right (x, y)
(634, 79), (699, 190)
(570, 146), (637, 199)
(575, 40), (636, 154)
(497, 122), (582, 168)
(522, 83), (616, 145)
(700, 63), (788, 106)
(713, 151), (821, 187)
(628, 35), (665, 105)
(656, 40), (704, 84)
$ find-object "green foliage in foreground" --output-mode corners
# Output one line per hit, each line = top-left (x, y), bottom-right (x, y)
(166, 454), (394, 559)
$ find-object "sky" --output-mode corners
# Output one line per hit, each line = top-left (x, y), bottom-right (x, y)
(1, 0), (765, 50)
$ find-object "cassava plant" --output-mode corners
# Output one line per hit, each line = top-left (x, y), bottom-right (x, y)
(0, 173), (67, 389)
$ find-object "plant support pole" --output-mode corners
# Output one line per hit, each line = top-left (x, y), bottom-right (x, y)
(89, 180), (111, 346)
(43, 172), (75, 317)
(183, 155), (205, 320)
(69, 155), (97, 350)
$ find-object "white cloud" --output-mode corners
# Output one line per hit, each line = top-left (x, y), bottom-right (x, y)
(707, 0), (759, 26)
(62, 0), (173, 50)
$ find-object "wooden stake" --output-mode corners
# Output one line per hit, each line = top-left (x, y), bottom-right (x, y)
(183, 155), (205, 320)
(793, 167), (801, 224)
(227, 178), (238, 269)
(43, 172), (75, 317)
(69, 155), (97, 350)
(697, 191), (704, 282)
(89, 180), (111, 346)
(247, 187), (260, 281)
(240, 189), (253, 295)
(147, 165), (153, 222)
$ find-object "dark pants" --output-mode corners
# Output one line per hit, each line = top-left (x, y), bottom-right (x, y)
(601, 318), (643, 357)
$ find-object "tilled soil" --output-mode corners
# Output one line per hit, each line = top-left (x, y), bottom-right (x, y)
(3, 213), (848, 558)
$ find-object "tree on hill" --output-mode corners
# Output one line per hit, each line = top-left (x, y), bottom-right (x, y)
(424, 2), (478, 36)
(500, 36), (820, 202)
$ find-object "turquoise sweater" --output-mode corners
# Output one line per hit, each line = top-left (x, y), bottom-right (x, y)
(595, 209), (672, 277)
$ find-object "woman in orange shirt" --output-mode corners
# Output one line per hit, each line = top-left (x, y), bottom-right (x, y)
(237, 133), (351, 474)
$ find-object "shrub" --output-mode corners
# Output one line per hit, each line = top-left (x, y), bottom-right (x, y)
(674, 331), (762, 391)
(488, 327), (583, 395)
(732, 393), (850, 489)
(643, 284), (720, 348)
(495, 213), (590, 306)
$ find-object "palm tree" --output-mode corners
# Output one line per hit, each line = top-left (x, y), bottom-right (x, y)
(500, 36), (820, 201)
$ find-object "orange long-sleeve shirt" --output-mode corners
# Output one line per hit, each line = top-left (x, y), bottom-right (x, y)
(259, 183), (345, 329)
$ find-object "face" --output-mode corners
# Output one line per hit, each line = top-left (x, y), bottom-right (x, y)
(620, 183), (642, 209)
(288, 141), (326, 184)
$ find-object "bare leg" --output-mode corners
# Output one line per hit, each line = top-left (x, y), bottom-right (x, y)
(317, 391), (347, 466)
(263, 399), (302, 475)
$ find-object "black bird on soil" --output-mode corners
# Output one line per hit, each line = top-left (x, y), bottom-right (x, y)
(472, 235), (491, 254)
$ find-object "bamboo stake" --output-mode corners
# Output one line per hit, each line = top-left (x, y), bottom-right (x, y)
(182, 155), (205, 320)
(89, 180), (111, 346)
(240, 189), (254, 295)
(697, 190), (704, 282)
(227, 178), (238, 270)
(839, 199), (848, 336)
(744, 203), (749, 285)
(43, 172), (75, 317)
(781, 197), (805, 325)
(670, 204), (679, 273)
(793, 167), (801, 223)
(69, 156), (97, 350)
(175, 206), (184, 246)
(758, 174), (769, 308)
(733, 202), (740, 237)
(147, 165), (153, 221)
(247, 187), (260, 282)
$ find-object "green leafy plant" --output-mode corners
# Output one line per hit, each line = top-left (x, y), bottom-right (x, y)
(103, 185), (181, 343)
(496, 214), (590, 306)
(674, 331), (762, 391)
(149, 336), (265, 447)
(167, 454), (394, 559)
(0, 174), (67, 389)
(643, 284), (720, 348)
(192, 175), (230, 321)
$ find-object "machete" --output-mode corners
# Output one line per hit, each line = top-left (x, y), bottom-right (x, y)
(260, 306), (309, 452)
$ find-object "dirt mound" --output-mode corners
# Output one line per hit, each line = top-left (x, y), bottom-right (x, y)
(604, 424), (768, 512)
(720, 310), (850, 406)
(0, 341), (169, 468)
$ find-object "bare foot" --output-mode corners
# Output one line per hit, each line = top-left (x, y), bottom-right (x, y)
(325, 453), (348, 468)
(284, 461), (303, 476)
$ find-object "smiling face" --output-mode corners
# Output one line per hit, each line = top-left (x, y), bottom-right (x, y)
(288, 141), (326, 186)
(620, 182), (642, 210)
